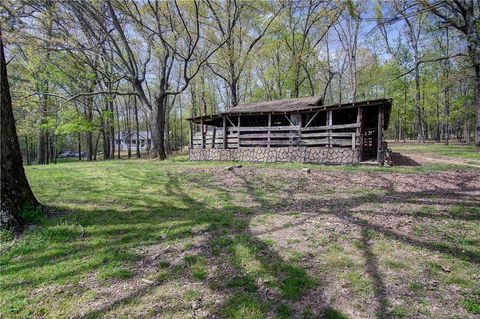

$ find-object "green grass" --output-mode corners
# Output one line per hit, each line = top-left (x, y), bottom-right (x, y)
(97, 268), (134, 280)
(463, 299), (480, 314)
(343, 270), (373, 296)
(324, 307), (349, 319)
(390, 142), (480, 160)
(1, 145), (479, 318)
(222, 293), (264, 319)
(276, 303), (292, 318)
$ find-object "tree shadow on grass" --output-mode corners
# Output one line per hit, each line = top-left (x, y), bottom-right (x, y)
(390, 152), (422, 166)
(3, 166), (479, 318)
(227, 170), (479, 317)
(85, 170), (480, 318)
(75, 172), (334, 318)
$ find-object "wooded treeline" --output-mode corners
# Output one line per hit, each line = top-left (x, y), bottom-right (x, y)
(2, 0), (479, 163)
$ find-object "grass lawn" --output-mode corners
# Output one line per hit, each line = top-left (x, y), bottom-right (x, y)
(390, 142), (480, 161)
(1, 145), (480, 318)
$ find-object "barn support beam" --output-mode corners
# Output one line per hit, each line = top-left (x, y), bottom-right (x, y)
(327, 110), (333, 147)
(297, 114), (302, 146)
(200, 118), (205, 149)
(267, 114), (271, 148)
(377, 105), (384, 165)
(223, 116), (227, 149)
(189, 121), (193, 149)
(211, 128), (216, 149)
(357, 106), (363, 161)
(238, 115), (241, 148)
(304, 110), (320, 128)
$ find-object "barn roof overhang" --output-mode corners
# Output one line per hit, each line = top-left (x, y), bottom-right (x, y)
(187, 98), (392, 129)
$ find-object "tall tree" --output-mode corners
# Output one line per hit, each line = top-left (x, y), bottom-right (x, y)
(0, 28), (40, 232)
(335, 0), (364, 102)
(423, 0), (480, 145)
(110, 0), (239, 159)
(396, 0), (426, 142)
(284, 0), (340, 98)
(207, 0), (281, 107)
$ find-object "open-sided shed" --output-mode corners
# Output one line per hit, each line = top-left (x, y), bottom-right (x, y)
(187, 97), (392, 165)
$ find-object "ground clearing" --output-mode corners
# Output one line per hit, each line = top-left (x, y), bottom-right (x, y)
(390, 142), (480, 168)
(1, 144), (479, 318)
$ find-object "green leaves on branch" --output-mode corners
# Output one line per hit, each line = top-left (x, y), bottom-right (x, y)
(55, 109), (93, 135)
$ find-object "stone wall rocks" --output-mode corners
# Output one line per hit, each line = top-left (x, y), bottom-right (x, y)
(189, 147), (359, 164)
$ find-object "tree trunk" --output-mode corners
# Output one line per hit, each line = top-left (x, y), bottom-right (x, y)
(24, 136), (30, 166)
(444, 87), (450, 145)
(30, 141), (35, 165)
(338, 73), (342, 103)
(444, 28), (450, 145)
(293, 62), (300, 98)
(0, 32), (40, 232)
(230, 79), (239, 107)
(101, 110), (109, 159)
(45, 131), (50, 165)
(108, 82), (116, 159)
(116, 103), (121, 159)
(86, 98), (93, 161)
(464, 5), (480, 146)
(149, 92), (167, 160)
(37, 127), (46, 164)
(126, 96), (131, 159)
(101, 118), (108, 160)
(475, 61), (480, 146)
(78, 133), (82, 161)
(435, 75), (440, 141)
(414, 64), (425, 142)
(165, 112), (171, 155)
(464, 94), (471, 144)
(51, 134), (56, 164)
(93, 131), (101, 160)
(134, 96), (140, 158)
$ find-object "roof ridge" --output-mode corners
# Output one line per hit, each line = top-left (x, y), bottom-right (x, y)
(230, 96), (323, 109)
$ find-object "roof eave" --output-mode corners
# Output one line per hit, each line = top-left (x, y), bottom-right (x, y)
(187, 98), (392, 121)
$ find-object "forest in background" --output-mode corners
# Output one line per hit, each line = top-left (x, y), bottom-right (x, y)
(2, 0), (479, 163)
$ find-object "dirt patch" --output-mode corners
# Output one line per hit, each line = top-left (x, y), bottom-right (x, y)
(201, 166), (480, 318)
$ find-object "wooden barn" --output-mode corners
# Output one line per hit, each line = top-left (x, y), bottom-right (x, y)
(187, 97), (392, 165)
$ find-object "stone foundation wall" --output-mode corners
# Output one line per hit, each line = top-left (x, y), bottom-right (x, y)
(189, 147), (359, 164)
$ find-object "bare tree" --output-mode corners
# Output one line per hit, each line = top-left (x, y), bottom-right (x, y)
(109, 0), (239, 159)
(377, 0), (426, 142)
(335, 0), (364, 102)
(284, 0), (340, 98)
(206, 0), (282, 107)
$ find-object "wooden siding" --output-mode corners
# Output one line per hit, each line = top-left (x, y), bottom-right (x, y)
(192, 123), (360, 149)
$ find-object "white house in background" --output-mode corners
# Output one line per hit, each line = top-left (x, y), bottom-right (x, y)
(114, 131), (152, 151)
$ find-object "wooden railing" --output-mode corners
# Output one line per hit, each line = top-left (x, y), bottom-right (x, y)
(192, 123), (360, 149)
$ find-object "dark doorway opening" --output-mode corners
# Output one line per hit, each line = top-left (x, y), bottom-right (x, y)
(361, 106), (379, 161)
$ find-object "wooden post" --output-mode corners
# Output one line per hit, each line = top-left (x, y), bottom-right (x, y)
(212, 128), (216, 149)
(377, 105), (384, 164)
(189, 121), (193, 149)
(267, 114), (271, 148)
(357, 106), (363, 161)
(327, 110), (333, 147)
(237, 115), (241, 148)
(298, 114), (302, 146)
(223, 116), (227, 149)
(200, 118), (205, 149)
